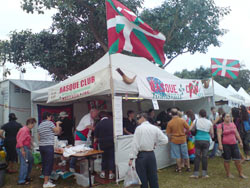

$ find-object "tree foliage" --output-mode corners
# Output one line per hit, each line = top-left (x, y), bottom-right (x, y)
(0, 0), (230, 80)
(141, 0), (230, 68)
(174, 66), (250, 93)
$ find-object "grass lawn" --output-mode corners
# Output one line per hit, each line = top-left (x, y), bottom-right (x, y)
(4, 157), (250, 188)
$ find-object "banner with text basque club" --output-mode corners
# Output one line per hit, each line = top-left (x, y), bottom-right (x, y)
(47, 69), (110, 103)
(137, 77), (205, 100)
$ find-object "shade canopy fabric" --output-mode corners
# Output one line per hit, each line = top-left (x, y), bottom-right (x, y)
(212, 81), (244, 106)
(238, 87), (250, 106)
(32, 53), (211, 103)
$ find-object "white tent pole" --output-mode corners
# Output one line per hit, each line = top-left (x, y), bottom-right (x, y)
(108, 54), (119, 184)
(210, 62), (215, 106)
(211, 77), (215, 106)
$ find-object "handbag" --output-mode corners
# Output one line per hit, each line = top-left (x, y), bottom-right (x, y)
(124, 166), (141, 188)
(191, 120), (197, 136)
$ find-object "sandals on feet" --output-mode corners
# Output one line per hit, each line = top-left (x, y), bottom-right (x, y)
(186, 168), (191, 172)
(227, 174), (235, 179)
(239, 175), (248, 179)
(175, 167), (181, 173)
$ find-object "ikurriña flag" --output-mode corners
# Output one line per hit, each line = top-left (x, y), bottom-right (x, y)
(211, 58), (240, 79)
(106, 0), (166, 66)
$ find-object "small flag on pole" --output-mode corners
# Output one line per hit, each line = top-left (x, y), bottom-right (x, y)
(211, 58), (240, 79)
(106, 0), (166, 66)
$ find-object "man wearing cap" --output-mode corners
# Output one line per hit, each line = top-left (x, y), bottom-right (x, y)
(58, 111), (74, 145)
(0, 113), (22, 173)
(129, 112), (168, 188)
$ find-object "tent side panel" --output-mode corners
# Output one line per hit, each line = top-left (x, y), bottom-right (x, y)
(0, 81), (10, 125)
(115, 135), (175, 182)
(9, 82), (31, 125)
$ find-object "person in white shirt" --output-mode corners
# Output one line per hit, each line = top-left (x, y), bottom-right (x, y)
(209, 107), (218, 124)
(69, 109), (99, 172)
(129, 112), (168, 188)
(74, 109), (99, 146)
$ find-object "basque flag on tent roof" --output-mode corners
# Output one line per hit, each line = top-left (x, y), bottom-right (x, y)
(211, 58), (240, 79)
(106, 0), (166, 66)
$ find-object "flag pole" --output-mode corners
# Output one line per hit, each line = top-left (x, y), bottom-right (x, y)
(108, 53), (119, 183)
(210, 60), (215, 106)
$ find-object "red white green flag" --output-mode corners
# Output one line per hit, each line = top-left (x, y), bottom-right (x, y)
(211, 58), (240, 79)
(106, 0), (166, 66)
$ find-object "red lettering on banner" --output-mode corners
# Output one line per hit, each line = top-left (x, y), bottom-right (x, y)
(164, 84), (177, 93)
(156, 83), (161, 92)
(149, 81), (155, 92)
(60, 76), (95, 94)
(160, 83), (165, 92)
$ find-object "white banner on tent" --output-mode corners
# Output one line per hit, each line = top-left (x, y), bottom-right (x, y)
(137, 76), (205, 100)
(47, 69), (110, 103)
(228, 100), (241, 108)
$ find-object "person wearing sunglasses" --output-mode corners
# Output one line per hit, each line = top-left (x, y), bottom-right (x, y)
(129, 112), (168, 188)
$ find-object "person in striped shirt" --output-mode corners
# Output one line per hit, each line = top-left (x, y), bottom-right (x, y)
(38, 112), (61, 188)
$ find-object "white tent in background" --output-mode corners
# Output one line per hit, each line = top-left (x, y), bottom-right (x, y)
(238, 87), (250, 106)
(227, 85), (245, 101)
(227, 84), (238, 94)
(212, 81), (244, 107)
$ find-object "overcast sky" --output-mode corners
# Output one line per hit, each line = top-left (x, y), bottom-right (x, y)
(0, 0), (249, 81)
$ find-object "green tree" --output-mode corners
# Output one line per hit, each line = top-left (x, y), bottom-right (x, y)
(141, 0), (230, 68)
(0, 0), (230, 80)
(174, 66), (250, 93)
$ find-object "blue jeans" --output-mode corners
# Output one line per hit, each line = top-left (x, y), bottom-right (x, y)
(39, 146), (54, 176)
(209, 143), (218, 158)
(16, 146), (34, 184)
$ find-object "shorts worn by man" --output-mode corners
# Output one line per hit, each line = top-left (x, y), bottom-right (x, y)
(167, 108), (190, 171)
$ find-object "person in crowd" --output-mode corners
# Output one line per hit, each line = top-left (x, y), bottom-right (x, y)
(148, 109), (157, 125)
(177, 111), (183, 118)
(185, 110), (196, 163)
(239, 105), (250, 161)
(209, 107), (218, 124)
(232, 107), (245, 162)
(16, 118), (37, 185)
(58, 111), (75, 145)
(209, 107), (224, 158)
(94, 111), (115, 180)
(190, 109), (214, 178)
(129, 112), (168, 188)
(156, 108), (172, 130)
(69, 108), (99, 172)
(217, 113), (247, 179)
(38, 112), (61, 188)
(167, 108), (191, 172)
(123, 110), (137, 135)
(0, 113), (22, 173)
(74, 108), (99, 146)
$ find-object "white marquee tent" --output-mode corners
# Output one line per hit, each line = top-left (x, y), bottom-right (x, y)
(211, 81), (244, 108)
(238, 87), (250, 106)
(31, 53), (214, 182)
(227, 85), (245, 101)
